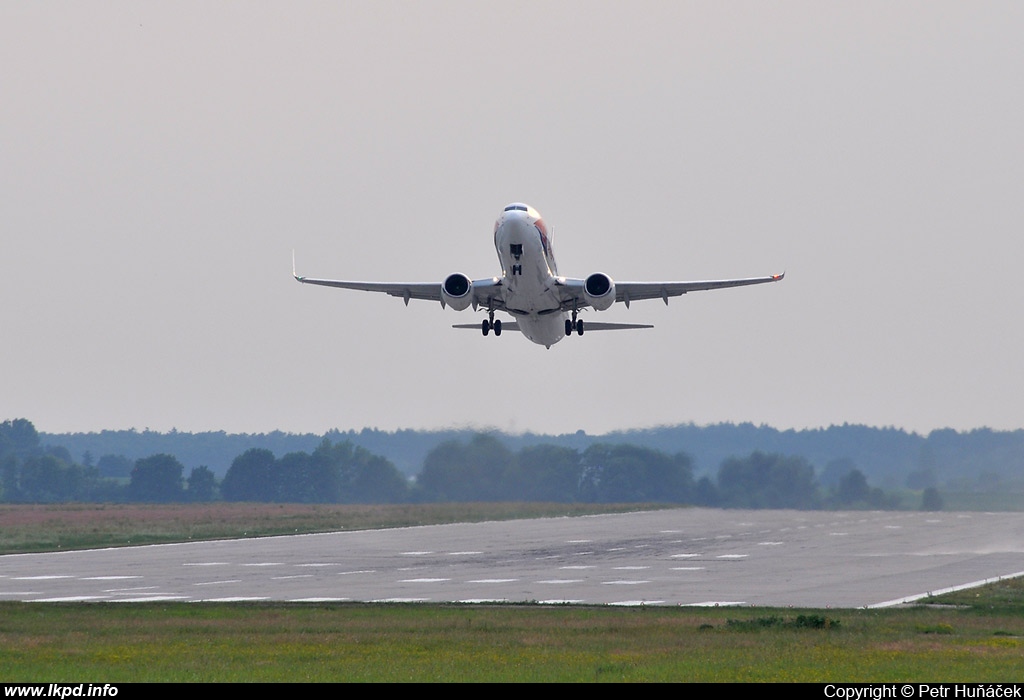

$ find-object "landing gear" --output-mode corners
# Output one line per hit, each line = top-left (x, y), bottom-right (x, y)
(482, 311), (501, 337)
(565, 311), (585, 337)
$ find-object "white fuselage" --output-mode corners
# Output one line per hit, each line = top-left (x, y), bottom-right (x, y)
(493, 204), (568, 347)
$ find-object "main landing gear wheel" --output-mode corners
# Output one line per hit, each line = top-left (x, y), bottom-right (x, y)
(566, 312), (585, 337)
(493, 319), (502, 336)
(481, 319), (490, 336)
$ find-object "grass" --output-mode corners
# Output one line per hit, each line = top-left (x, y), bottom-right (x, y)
(0, 588), (1021, 681)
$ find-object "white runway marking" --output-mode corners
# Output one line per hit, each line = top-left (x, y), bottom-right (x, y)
(290, 598), (350, 602)
(614, 566), (649, 570)
(183, 562), (230, 566)
(400, 578), (449, 583)
(683, 601), (745, 607)
(271, 574), (314, 580)
(671, 567), (706, 571)
(602, 580), (650, 585)
(83, 576), (142, 580)
(194, 580), (241, 586)
(671, 554), (701, 558)
(537, 579), (584, 584)
(539, 599), (584, 605)
(611, 600), (666, 606)
(16, 575), (73, 580)
(241, 562), (284, 567)
(559, 566), (594, 570)
(716, 554), (748, 559)
(447, 551), (482, 555)
(199, 597), (268, 602)
(111, 596), (190, 602)
(468, 579), (518, 584)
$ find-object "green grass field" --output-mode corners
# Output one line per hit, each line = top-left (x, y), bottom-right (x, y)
(0, 503), (1021, 682)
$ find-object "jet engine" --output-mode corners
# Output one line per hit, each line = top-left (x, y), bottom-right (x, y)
(441, 273), (473, 311)
(583, 272), (616, 311)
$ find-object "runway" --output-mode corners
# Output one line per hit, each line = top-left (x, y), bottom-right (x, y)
(1, 508), (1022, 608)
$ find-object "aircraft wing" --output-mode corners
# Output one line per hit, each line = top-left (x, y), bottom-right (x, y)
(293, 256), (505, 309)
(554, 272), (784, 309)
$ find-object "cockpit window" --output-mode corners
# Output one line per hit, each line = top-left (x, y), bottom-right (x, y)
(504, 204), (528, 212)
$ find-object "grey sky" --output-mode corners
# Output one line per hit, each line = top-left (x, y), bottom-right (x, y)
(3, 2), (1022, 437)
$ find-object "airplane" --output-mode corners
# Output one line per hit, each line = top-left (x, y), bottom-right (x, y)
(293, 202), (784, 349)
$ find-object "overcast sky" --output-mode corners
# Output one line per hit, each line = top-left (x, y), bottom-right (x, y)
(3, 2), (1022, 437)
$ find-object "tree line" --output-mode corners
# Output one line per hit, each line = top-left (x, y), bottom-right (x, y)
(3, 419), (928, 509)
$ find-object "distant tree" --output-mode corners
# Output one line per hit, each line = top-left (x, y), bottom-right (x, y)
(129, 454), (185, 503)
(0, 419), (40, 458)
(504, 444), (582, 502)
(221, 448), (277, 501)
(274, 451), (329, 502)
(187, 466), (218, 502)
(836, 469), (872, 505)
(417, 434), (513, 501)
(717, 452), (820, 509)
(578, 444), (694, 504)
(921, 487), (944, 511)
(96, 454), (133, 478)
(18, 454), (84, 502)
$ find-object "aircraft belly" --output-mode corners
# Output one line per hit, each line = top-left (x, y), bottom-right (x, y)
(518, 314), (567, 347)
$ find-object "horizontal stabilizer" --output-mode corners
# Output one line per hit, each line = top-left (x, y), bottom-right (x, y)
(579, 322), (654, 330)
(452, 322), (521, 331)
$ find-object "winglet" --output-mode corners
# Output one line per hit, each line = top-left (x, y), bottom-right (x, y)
(292, 250), (304, 282)
(772, 271), (786, 281)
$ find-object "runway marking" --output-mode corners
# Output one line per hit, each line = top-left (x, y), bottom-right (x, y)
(15, 575), (73, 580)
(716, 554), (748, 559)
(296, 563), (341, 567)
(613, 566), (650, 570)
(671, 567), (706, 571)
(539, 599), (584, 605)
(468, 579), (518, 584)
(183, 562), (230, 566)
(611, 600), (666, 606)
(758, 542), (784, 546)
(401, 551), (434, 556)
(241, 562), (284, 567)
(559, 566), (594, 570)
(567, 540), (592, 543)
(83, 576), (142, 580)
(869, 570), (1024, 608)
(338, 570), (376, 575)
(671, 553), (701, 558)
(0, 592), (43, 596)
(373, 597), (429, 603)
(194, 580), (241, 586)
(272, 574), (315, 580)
(602, 580), (650, 585)
(447, 551), (482, 556)
(291, 598), (351, 602)
(104, 586), (158, 593)
(537, 579), (584, 584)
(31, 596), (109, 602)
(459, 598), (509, 603)
(683, 601), (746, 607)
(199, 597), (269, 602)
(830, 532), (849, 536)
(400, 578), (450, 583)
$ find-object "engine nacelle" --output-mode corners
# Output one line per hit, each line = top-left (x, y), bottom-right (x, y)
(441, 273), (473, 311)
(584, 272), (615, 311)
